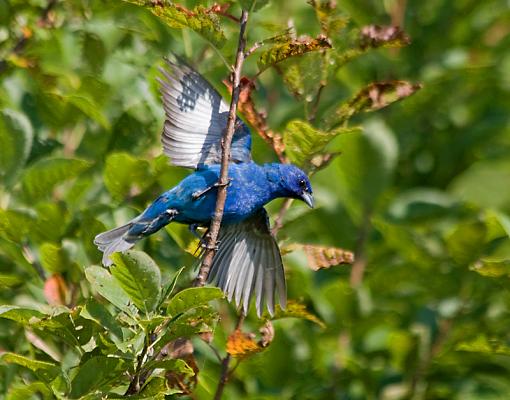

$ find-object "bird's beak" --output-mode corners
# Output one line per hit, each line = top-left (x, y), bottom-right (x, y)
(300, 191), (314, 208)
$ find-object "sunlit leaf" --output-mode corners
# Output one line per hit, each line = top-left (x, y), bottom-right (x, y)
(0, 208), (35, 243)
(124, 0), (226, 47)
(283, 119), (360, 170)
(446, 220), (487, 265)
(166, 287), (223, 317)
(110, 250), (162, 314)
(257, 34), (332, 73)
(271, 301), (325, 328)
(0, 273), (24, 288)
(456, 335), (510, 356)
(238, 0), (270, 12)
(1, 353), (61, 383)
(84, 266), (133, 314)
(470, 259), (510, 277)
(0, 305), (45, 325)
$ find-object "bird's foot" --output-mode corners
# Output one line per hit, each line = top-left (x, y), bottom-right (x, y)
(192, 178), (232, 201)
(200, 240), (221, 251)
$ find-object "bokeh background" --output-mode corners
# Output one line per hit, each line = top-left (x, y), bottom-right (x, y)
(1, 0), (510, 398)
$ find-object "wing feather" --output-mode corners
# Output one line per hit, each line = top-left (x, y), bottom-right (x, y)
(158, 58), (252, 169)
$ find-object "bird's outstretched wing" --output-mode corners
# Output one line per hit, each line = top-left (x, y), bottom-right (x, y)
(206, 208), (286, 317)
(158, 58), (252, 169)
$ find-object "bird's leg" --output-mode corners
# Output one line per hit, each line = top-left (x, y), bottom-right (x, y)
(188, 223), (202, 239)
(192, 178), (232, 201)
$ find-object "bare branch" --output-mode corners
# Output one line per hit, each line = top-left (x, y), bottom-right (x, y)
(194, 10), (249, 286)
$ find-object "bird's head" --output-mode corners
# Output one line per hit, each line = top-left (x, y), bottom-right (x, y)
(266, 164), (314, 208)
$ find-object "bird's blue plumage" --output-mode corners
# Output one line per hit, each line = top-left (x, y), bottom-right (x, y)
(94, 58), (315, 316)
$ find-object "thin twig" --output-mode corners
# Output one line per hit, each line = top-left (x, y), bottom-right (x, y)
(125, 331), (152, 395)
(194, 9), (249, 287)
(271, 198), (293, 235)
(213, 313), (245, 400)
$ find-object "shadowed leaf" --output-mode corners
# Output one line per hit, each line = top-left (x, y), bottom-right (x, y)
(70, 356), (127, 398)
(1, 353), (61, 383)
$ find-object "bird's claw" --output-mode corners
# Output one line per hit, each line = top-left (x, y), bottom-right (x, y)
(192, 178), (233, 200)
(200, 240), (221, 251)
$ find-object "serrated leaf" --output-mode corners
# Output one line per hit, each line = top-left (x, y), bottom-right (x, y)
(258, 35), (332, 73)
(166, 287), (223, 317)
(283, 119), (360, 170)
(325, 81), (422, 128)
(22, 158), (91, 200)
(0, 109), (33, 186)
(124, 1), (226, 48)
(103, 152), (153, 201)
(1, 353), (61, 383)
(271, 300), (325, 328)
(110, 250), (162, 314)
(70, 356), (126, 398)
(85, 266), (133, 314)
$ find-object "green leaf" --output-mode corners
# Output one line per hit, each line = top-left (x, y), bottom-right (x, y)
(144, 358), (195, 378)
(124, 1), (226, 48)
(335, 118), (398, 217)
(271, 301), (326, 329)
(80, 301), (123, 342)
(85, 266), (133, 314)
(283, 119), (360, 170)
(110, 250), (162, 314)
(446, 220), (487, 265)
(258, 35), (332, 73)
(6, 381), (52, 400)
(470, 259), (510, 277)
(67, 95), (110, 129)
(0, 273), (24, 287)
(133, 376), (182, 399)
(103, 152), (153, 201)
(70, 356), (126, 398)
(39, 242), (68, 273)
(22, 158), (92, 200)
(159, 266), (186, 308)
(0, 109), (33, 186)
(456, 335), (510, 356)
(0, 208), (35, 243)
(450, 159), (510, 211)
(82, 32), (106, 74)
(0, 305), (45, 324)
(1, 353), (61, 383)
(166, 287), (223, 317)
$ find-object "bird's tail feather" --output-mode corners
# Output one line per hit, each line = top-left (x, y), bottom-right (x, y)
(94, 220), (138, 266)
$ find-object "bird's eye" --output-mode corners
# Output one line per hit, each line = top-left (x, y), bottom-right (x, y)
(298, 179), (307, 189)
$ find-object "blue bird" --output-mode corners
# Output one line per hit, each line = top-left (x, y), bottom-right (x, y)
(94, 59), (314, 316)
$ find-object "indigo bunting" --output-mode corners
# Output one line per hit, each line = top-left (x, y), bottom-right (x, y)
(95, 59), (314, 316)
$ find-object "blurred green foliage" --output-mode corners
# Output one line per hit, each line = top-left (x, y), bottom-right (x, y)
(1, 0), (510, 399)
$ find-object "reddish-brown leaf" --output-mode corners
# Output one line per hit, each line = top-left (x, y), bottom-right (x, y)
(43, 274), (68, 306)
(360, 25), (410, 49)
